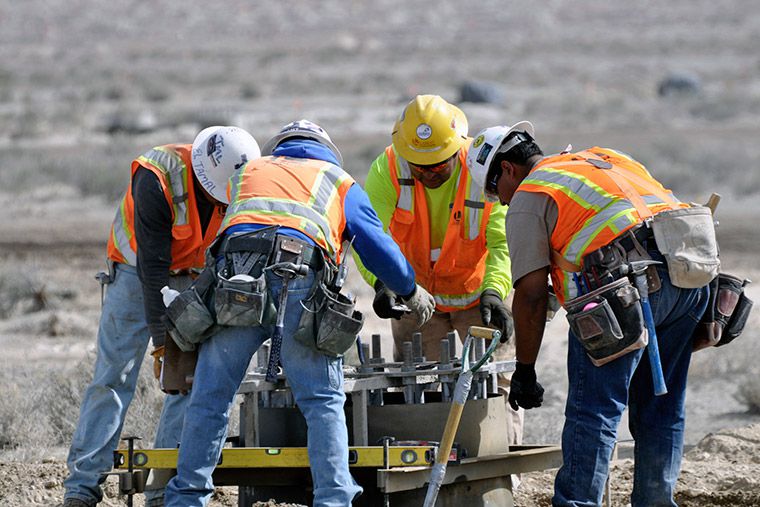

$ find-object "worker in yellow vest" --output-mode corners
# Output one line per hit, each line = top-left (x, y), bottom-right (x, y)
(468, 122), (712, 506)
(356, 94), (523, 445)
(164, 120), (435, 507)
(63, 127), (260, 507)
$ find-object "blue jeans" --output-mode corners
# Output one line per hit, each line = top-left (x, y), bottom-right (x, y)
(164, 269), (363, 507)
(553, 255), (709, 507)
(64, 264), (190, 506)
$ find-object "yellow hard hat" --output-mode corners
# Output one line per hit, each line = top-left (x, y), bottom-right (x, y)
(391, 95), (468, 166)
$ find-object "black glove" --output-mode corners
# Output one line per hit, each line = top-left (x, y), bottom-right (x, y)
(373, 280), (406, 320)
(479, 289), (514, 343)
(508, 362), (545, 411)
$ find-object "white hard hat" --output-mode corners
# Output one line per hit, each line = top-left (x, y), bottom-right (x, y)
(467, 121), (534, 200)
(191, 126), (260, 204)
(261, 119), (343, 166)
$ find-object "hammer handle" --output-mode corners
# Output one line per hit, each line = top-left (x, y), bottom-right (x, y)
(705, 193), (721, 214)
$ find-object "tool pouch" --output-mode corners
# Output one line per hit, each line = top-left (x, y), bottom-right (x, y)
(317, 289), (365, 357)
(651, 206), (720, 289)
(693, 273), (753, 350)
(165, 287), (215, 352)
(565, 277), (647, 366)
(164, 267), (217, 352)
(720, 291), (753, 346)
(214, 273), (269, 327)
(295, 284), (364, 357)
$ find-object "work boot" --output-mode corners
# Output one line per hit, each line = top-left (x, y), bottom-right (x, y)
(63, 498), (96, 507)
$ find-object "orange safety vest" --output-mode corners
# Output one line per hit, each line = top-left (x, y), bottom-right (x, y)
(107, 144), (224, 271)
(516, 147), (687, 305)
(386, 144), (492, 312)
(221, 156), (355, 263)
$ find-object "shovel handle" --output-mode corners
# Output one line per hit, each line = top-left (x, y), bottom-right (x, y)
(467, 326), (501, 341)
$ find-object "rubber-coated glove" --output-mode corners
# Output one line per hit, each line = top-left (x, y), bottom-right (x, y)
(373, 280), (406, 320)
(479, 289), (514, 343)
(400, 284), (436, 327)
(508, 362), (545, 411)
(150, 345), (165, 381)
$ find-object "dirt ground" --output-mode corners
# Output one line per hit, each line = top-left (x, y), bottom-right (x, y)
(2, 0), (760, 506)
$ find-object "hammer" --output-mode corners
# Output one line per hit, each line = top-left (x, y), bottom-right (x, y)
(621, 259), (667, 396)
(265, 262), (310, 382)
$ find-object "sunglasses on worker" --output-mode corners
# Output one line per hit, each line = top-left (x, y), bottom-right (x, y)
(408, 153), (456, 173)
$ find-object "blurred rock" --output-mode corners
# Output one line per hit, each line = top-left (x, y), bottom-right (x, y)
(459, 80), (505, 104)
(100, 110), (158, 134)
(658, 72), (703, 97)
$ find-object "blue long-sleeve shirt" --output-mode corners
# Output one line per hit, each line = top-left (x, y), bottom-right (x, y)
(226, 139), (415, 296)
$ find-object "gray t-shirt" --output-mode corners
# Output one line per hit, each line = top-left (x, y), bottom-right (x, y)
(505, 191), (558, 285)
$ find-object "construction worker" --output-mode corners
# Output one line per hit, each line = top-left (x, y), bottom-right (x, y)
(163, 120), (435, 507)
(357, 95), (522, 444)
(63, 126), (261, 507)
(468, 122), (711, 506)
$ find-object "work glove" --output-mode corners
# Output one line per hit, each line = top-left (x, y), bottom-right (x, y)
(150, 345), (165, 381)
(508, 362), (545, 411)
(479, 289), (514, 343)
(373, 280), (407, 320)
(400, 284), (436, 327)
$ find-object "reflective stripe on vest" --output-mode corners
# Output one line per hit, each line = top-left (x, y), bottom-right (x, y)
(111, 197), (137, 265)
(110, 147), (191, 266)
(137, 147), (190, 225)
(434, 289), (482, 309)
(518, 148), (683, 304)
(223, 157), (352, 262)
(391, 146), (484, 244)
(386, 144), (491, 311)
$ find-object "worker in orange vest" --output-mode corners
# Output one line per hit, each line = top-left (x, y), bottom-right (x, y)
(163, 120), (435, 507)
(357, 95), (522, 445)
(63, 127), (260, 507)
(468, 122), (711, 506)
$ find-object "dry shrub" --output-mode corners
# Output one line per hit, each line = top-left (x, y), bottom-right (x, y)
(736, 378), (760, 414)
(0, 350), (165, 460)
(0, 143), (136, 201)
(0, 265), (51, 319)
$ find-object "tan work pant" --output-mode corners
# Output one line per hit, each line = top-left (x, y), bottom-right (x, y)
(390, 305), (524, 446)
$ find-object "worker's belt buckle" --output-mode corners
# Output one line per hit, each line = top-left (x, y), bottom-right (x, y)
(565, 277), (647, 367)
(271, 235), (324, 270)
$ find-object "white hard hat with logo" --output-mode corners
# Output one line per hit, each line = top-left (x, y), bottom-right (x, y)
(467, 121), (534, 201)
(261, 119), (343, 166)
(191, 126), (261, 204)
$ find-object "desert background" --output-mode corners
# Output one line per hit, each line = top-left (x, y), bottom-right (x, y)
(1, 1), (760, 505)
